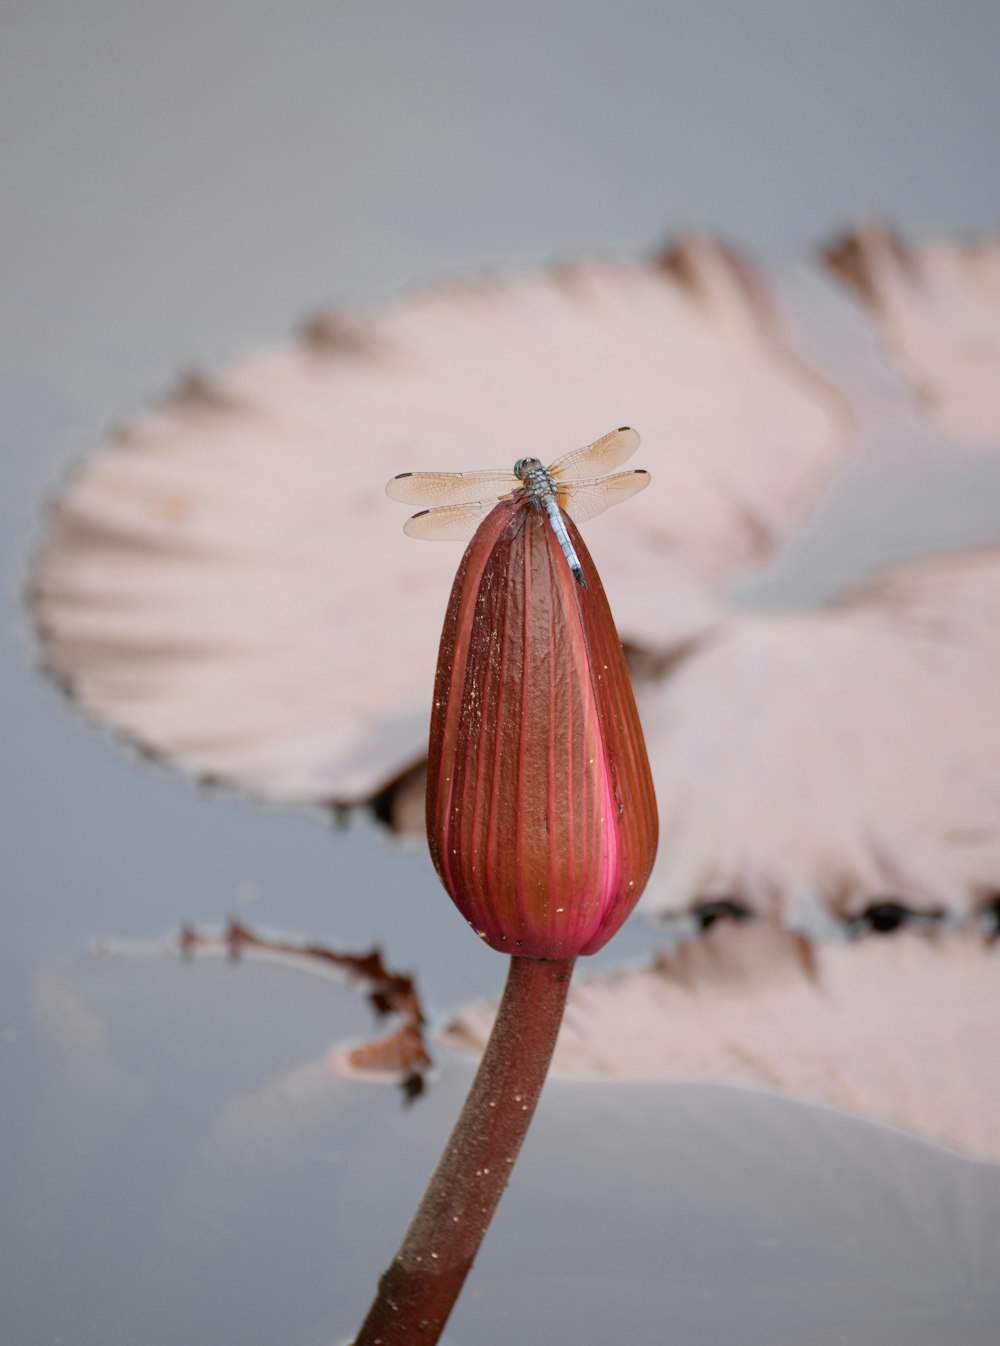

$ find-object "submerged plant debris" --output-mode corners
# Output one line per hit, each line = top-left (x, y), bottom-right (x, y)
(178, 919), (431, 1101)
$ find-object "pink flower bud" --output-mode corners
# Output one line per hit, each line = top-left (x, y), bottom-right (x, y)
(426, 499), (658, 959)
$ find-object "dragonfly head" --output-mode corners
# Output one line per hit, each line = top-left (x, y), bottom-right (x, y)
(513, 456), (544, 481)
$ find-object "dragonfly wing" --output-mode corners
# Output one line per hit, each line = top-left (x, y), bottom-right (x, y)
(559, 469), (651, 524)
(547, 426), (640, 484)
(402, 500), (498, 540)
(386, 468), (518, 506)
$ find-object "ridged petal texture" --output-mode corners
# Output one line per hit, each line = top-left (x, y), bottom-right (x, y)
(427, 500), (658, 958)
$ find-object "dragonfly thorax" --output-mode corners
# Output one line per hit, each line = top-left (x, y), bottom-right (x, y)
(513, 456), (546, 482)
(513, 458), (560, 506)
(388, 427), (647, 592)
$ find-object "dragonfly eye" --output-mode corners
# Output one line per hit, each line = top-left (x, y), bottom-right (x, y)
(513, 456), (541, 480)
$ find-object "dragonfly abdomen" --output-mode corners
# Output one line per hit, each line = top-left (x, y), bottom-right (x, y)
(520, 468), (586, 589)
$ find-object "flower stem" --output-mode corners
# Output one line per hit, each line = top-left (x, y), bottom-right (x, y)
(352, 954), (575, 1345)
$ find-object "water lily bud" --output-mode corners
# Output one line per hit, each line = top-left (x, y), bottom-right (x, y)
(426, 499), (658, 959)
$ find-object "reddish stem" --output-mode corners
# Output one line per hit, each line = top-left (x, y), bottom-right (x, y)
(352, 954), (575, 1345)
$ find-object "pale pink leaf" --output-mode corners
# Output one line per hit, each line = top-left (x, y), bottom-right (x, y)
(825, 223), (1000, 444)
(31, 239), (849, 804)
(635, 548), (1000, 922)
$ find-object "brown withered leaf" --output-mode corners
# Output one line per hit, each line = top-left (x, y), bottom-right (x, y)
(635, 547), (1000, 924)
(30, 237), (850, 806)
(179, 919), (431, 1098)
(443, 921), (1000, 1160)
(824, 223), (1000, 444)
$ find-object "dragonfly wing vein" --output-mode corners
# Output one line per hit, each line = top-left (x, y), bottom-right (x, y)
(402, 500), (498, 540)
(559, 469), (651, 524)
(386, 469), (518, 506)
(547, 427), (640, 484)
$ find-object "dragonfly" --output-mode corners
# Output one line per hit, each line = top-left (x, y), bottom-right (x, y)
(386, 426), (649, 588)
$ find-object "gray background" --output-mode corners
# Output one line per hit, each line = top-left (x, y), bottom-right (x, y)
(2, 5), (999, 1344)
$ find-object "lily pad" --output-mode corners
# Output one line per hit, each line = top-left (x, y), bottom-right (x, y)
(31, 237), (851, 806)
(634, 547), (1000, 922)
(825, 223), (1000, 444)
(443, 921), (1000, 1161)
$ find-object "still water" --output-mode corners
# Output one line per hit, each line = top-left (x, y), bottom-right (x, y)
(5, 281), (1000, 1345)
(5, 942), (999, 1346)
(5, 5), (1000, 1341)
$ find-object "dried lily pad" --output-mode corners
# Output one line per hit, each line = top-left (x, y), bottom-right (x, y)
(636, 547), (1000, 922)
(177, 919), (431, 1097)
(824, 223), (1000, 444)
(443, 921), (1000, 1161)
(31, 237), (850, 805)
